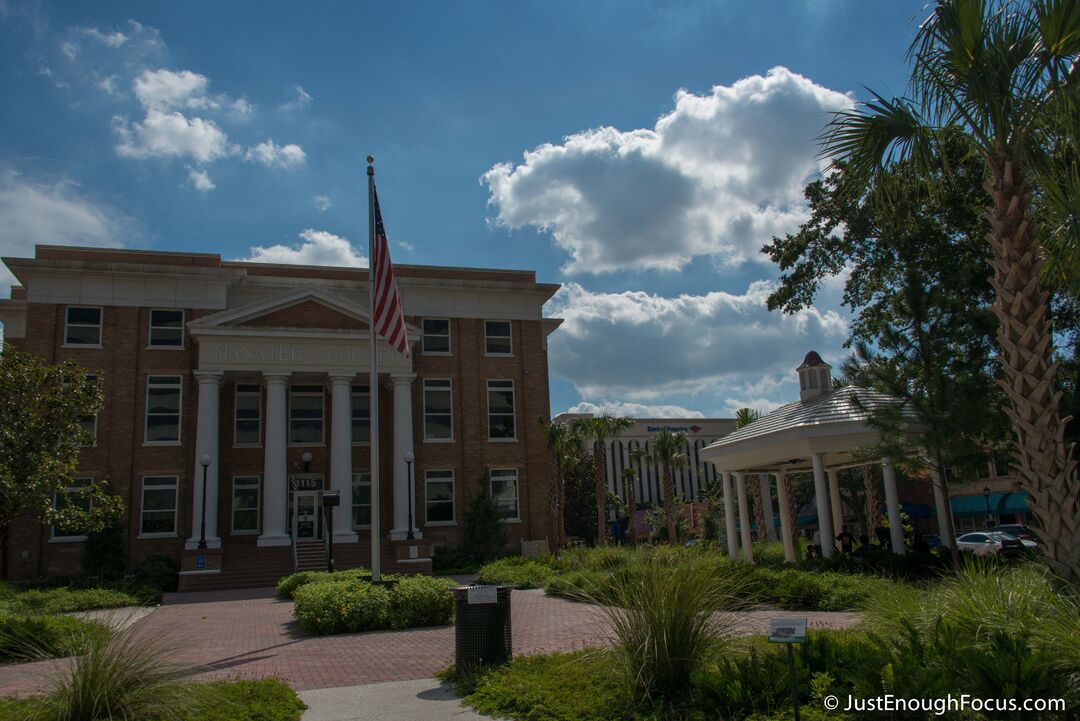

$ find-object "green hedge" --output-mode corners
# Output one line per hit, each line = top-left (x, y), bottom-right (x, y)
(0, 612), (111, 662)
(277, 567), (398, 599)
(476, 556), (554, 589)
(0, 587), (140, 615)
(293, 576), (456, 635)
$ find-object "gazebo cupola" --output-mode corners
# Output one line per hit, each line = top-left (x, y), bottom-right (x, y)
(797, 350), (832, 402)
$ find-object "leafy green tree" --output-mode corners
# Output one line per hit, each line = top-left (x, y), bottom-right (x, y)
(462, 487), (507, 564)
(0, 348), (123, 577)
(818, 0), (1080, 582)
(562, 451), (597, 544)
(634, 429), (689, 544)
(572, 414), (634, 546)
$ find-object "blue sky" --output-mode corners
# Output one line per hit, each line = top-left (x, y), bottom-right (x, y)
(0, 0), (929, 417)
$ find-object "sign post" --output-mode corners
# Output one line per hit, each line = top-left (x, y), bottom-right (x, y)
(768, 618), (807, 721)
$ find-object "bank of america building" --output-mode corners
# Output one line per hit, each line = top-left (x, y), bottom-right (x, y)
(0, 246), (561, 589)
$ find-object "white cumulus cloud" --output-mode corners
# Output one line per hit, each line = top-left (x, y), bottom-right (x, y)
(133, 68), (210, 111)
(245, 139), (307, 169)
(483, 66), (853, 273)
(313, 195), (331, 212)
(187, 167), (215, 192)
(113, 110), (233, 163)
(235, 229), (367, 267)
(564, 401), (706, 418)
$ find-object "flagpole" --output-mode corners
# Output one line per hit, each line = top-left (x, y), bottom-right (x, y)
(367, 155), (381, 583)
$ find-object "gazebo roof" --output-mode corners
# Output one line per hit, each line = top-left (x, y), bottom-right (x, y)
(701, 386), (915, 472)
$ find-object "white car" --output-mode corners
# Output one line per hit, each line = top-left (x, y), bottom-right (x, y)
(955, 531), (1029, 555)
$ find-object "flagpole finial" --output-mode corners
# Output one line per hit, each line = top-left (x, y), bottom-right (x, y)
(366, 155), (375, 176)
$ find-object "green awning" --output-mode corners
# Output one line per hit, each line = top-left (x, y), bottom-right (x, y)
(951, 491), (1028, 517)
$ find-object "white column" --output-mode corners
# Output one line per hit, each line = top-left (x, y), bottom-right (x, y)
(258, 373), (290, 546)
(811, 453), (835, 558)
(776, 472), (796, 563)
(760, 474), (777, 542)
(721, 472), (739, 561)
(390, 374), (418, 540)
(734, 472), (754, 564)
(931, 466), (954, 549)
(329, 375), (357, 544)
(187, 371), (222, 550)
(827, 469), (844, 539)
(882, 457), (905, 555)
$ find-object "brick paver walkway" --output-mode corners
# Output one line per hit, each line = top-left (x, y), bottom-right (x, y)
(0, 588), (859, 696)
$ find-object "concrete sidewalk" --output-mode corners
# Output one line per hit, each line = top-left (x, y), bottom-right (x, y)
(299, 679), (490, 720)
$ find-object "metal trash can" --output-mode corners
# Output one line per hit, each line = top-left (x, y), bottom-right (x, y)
(453, 585), (512, 672)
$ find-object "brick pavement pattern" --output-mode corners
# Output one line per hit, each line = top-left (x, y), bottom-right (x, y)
(0, 588), (860, 696)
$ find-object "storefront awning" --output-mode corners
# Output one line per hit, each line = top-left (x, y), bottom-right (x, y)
(951, 491), (1029, 517)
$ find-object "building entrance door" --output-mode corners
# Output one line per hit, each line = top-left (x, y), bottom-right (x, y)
(293, 491), (322, 541)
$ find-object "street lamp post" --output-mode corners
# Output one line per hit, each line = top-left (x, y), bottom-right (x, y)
(198, 454), (212, 550)
(404, 451), (415, 540)
(983, 486), (992, 528)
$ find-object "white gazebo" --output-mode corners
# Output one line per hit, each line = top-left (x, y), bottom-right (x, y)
(700, 351), (935, 563)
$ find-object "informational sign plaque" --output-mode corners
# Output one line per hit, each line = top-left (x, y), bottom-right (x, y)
(466, 586), (498, 604)
(768, 618), (807, 644)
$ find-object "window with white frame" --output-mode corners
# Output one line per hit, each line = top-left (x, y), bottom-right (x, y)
(489, 468), (519, 521)
(425, 469), (455, 524)
(140, 476), (178, 535)
(487, 379), (516, 440)
(52, 477), (93, 539)
(352, 473), (371, 528)
(289, 385), (324, 444)
(148, 309), (184, 348)
(64, 307), (102, 346)
(145, 375), (182, 444)
(79, 374), (99, 447)
(484, 320), (512, 356)
(234, 384), (261, 446)
(421, 318), (451, 355)
(423, 379), (453, 441)
(351, 385), (370, 443)
(231, 476), (260, 533)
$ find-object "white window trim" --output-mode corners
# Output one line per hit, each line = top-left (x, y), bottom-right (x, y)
(484, 320), (514, 357)
(489, 468), (521, 523)
(233, 384), (262, 448)
(62, 306), (103, 349)
(423, 378), (454, 443)
(424, 469), (456, 526)
(230, 475), (261, 534)
(139, 476), (179, 538)
(351, 472), (372, 530)
(351, 386), (371, 447)
(421, 318), (453, 356)
(147, 309), (186, 350)
(487, 379), (518, 442)
(143, 375), (183, 446)
(288, 385), (325, 446)
(50, 477), (93, 542)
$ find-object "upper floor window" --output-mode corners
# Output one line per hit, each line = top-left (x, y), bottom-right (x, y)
(52, 477), (93, 540)
(422, 319), (451, 355)
(64, 307), (102, 346)
(289, 385), (324, 444)
(352, 472), (371, 528)
(140, 476), (178, 536)
(145, 375), (182, 444)
(487, 379), (516, 440)
(423, 379), (453, 441)
(148, 309), (184, 348)
(484, 320), (512, 356)
(234, 384), (261, 446)
(489, 468), (519, 521)
(351, 385), (370, 444)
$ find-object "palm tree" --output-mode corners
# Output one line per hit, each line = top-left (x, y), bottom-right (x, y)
(573, 414), (634, 546)
(734, 407), (763, 428)
(821, 0), (1080, 582)
(637, 429), (689, 544)
(538, 417), (582, 551)
(622, 467), (638, 544)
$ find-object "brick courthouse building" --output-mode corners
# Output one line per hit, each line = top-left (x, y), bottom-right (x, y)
(0, 246), (561, 589)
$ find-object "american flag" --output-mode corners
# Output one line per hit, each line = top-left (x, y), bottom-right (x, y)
(370, 186), (410, 358)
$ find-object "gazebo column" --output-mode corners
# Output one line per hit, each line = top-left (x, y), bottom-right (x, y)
(811, 453), (835, 557)
(776, 471), (796, 563)
(721, 472), (739, 561)
(930, 466), (954, 549)
(734, 472), (754, 563)
(827, 469), (844, 538)
(760, 474), (777, 542)
(882, 457), (905, 554)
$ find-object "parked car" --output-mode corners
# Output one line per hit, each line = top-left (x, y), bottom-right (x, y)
(955, 531), (1025, 556)
(989, 524), (1037, 543)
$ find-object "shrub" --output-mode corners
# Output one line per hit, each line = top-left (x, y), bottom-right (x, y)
(462, 489), (507, 564)
(131, 554), (179, 594)
(293, 580), (391, 634)
(477, 556), (554, 589)
(276, 567), (375, 599)
(0, 612), (111, 662)
(432, 545), (479, 575)
(80, 522), (127, 583)
(389, 576), (456, 628)
(0, 587), (140, 615)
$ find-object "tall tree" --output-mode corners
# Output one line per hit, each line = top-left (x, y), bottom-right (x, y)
(818, 0), (1080, 581)
(622, 466), (639, 544)
(573, 414), (634, 546)
(635, 429), (689, 544)
(0, 349), (123, 577)
(537, 417), (583, 551)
